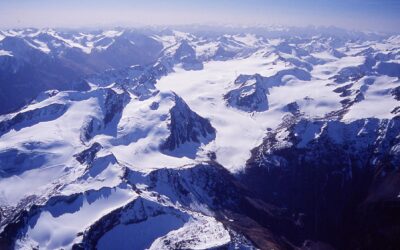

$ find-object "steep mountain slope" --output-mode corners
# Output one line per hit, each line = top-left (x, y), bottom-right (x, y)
(0, 27), (399, 250)
(0, 29), (163, 114)
(240, 115), (400, 249)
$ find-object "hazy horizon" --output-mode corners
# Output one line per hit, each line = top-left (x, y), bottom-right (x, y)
(1, 0), (399, 33)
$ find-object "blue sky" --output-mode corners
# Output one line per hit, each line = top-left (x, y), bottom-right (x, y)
(0, 0), (399, 32)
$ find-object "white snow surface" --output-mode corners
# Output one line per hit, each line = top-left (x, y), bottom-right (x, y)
(16, 187), (136, 250)
(0, 50), (12, 56)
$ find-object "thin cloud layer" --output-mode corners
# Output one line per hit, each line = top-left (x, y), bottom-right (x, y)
(0, 0), (399, 32)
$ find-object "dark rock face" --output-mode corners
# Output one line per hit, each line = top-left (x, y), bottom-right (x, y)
(377, 62), (400, 77)
(80, 89), (130, 141)
(0, 103), (68, 137)
(225, 74), (269, 112)
(103, 89), (130, 125)
(213, 46), (237, 61)
(72, 79), (91, 92)
(160, 95), (216, 152)
(392, 106), (400, 115)
(392, 86), (400, 101)
(74, 142), (102, 165)
(129, 60), (171, 99)
(173, 40), (203, 70)
(174, 40), (196, 62)
(129, 163), (243, 209)
(149, 101), (159, 110)
(80, 117), (103, 142)
(285, 102), (301, 116)
(333, 83), (353, 97)
(239, 116), (400, 249)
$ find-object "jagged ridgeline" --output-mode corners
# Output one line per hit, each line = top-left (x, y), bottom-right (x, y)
(0, 27), (399, 250)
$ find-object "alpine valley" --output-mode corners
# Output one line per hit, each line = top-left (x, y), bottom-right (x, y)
(0, 26), (399, 250)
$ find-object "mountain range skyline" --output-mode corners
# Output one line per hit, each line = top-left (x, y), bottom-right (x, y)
(1, 0), (399, 33)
